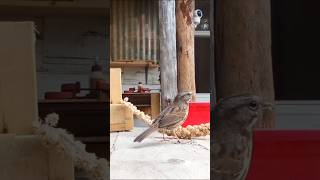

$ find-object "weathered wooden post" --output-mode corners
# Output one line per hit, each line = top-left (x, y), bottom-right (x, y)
(176, 0), (196, 101)
(215, 0), (275, 127)
(159, 0), (178, 109)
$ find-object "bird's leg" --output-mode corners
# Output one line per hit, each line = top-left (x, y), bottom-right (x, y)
(161, 133), (169, 141)
(173, 130), (181, 143)
(157, 132), (170, 142)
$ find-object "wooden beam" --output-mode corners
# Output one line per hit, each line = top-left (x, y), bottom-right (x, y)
(215, 0), (275, 127)
(176, 0), (196, 101)
(110, 61), (158, 68)
(159, 0), (178, 109)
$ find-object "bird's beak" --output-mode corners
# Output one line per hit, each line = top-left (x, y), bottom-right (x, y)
(262, 102), (274, 111)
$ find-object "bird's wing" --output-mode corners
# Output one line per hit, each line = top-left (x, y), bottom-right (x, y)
(158, 106), (187, 128)
(152, 105), (174, 124)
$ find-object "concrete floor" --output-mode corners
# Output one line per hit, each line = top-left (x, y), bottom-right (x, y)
(110, 126), (210, 180)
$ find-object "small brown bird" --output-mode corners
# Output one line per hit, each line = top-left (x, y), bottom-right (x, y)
(134, 91), (193, 142)
(211, 94), (273, 180)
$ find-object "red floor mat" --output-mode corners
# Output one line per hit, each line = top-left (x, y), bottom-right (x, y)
(247, 130), (320, 180)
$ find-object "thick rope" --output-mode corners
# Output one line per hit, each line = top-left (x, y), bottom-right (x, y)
(120, 98), (210, 139)
(33, 113), (108, 180)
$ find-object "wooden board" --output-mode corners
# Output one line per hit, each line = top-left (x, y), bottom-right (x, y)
(150, 93), (160, 119)
(0, 22), (38, 134)
(0, 134), (74, 180)
(110, 104), (133, 132)
(110, 61), (159, 68)
(48, 148), (74, 180)
(110, 68), (122, 104)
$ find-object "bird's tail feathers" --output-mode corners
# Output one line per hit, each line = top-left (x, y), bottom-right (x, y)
(134, 127), (157, 142)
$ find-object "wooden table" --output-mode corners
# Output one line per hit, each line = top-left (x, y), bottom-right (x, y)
(38, 99), (109, 159)
(122, 93), (160, 119)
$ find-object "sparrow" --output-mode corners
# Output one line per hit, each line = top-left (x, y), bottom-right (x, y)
(134, 91), (193, 142)
(211, 94), (273, 180)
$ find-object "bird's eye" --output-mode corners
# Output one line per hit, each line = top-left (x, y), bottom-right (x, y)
(248, 101), (258, 110)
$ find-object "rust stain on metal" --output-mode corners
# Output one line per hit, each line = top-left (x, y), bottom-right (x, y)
(179, 0), (193, 26)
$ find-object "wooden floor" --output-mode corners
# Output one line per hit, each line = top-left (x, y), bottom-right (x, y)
(110, 127), (210, 180)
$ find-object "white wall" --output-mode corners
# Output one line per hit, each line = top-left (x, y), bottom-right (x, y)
(275, 101), (320, 129)
(35, 16), (108, 99)
(121, 67), (159, 85)
(36, 16), (161, 99)
(121, 66), (160, 92)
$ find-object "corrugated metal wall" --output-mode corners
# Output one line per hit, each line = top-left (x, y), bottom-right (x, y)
(110, 0), (159, 62)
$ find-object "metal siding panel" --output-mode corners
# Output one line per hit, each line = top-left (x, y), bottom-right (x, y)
(111, 0), (158, 62)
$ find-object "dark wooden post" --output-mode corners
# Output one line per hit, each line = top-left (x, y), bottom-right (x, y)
(215, 0), (275, 127)
(159, 0), (178, 109)
(210, 0), (216, 108)
(176, 0), (196, 101)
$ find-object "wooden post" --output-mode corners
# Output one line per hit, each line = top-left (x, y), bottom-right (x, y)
(215, 0), (275, 127)
(159, 0), (178, 109)
(210, 0), (216, 108)
(176, 0), (196, 101)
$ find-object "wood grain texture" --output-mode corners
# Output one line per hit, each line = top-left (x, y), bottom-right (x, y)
(0, 22), (38, 134)
(0, 134), (74, 180)
(110, 104), (133, 132)
(150, 93), (161, 119)
(159, 0), (178, 109)
(176, 0), (196, 100)
(110, 68), (122, 104)
(215, 0), (275, 127)
(48, 149), (75, 180)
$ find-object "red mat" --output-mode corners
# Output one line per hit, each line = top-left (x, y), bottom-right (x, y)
(247, 130), (320, 180)
(182, 102), (210, 127)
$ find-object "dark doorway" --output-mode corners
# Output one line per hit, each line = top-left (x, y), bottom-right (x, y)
(195, 37), (211, 93)
(272, 0), (320, 100)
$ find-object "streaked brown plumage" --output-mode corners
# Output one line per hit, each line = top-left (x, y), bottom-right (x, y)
(133, 91), (193, 142)
(211, 94), (273, 180)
